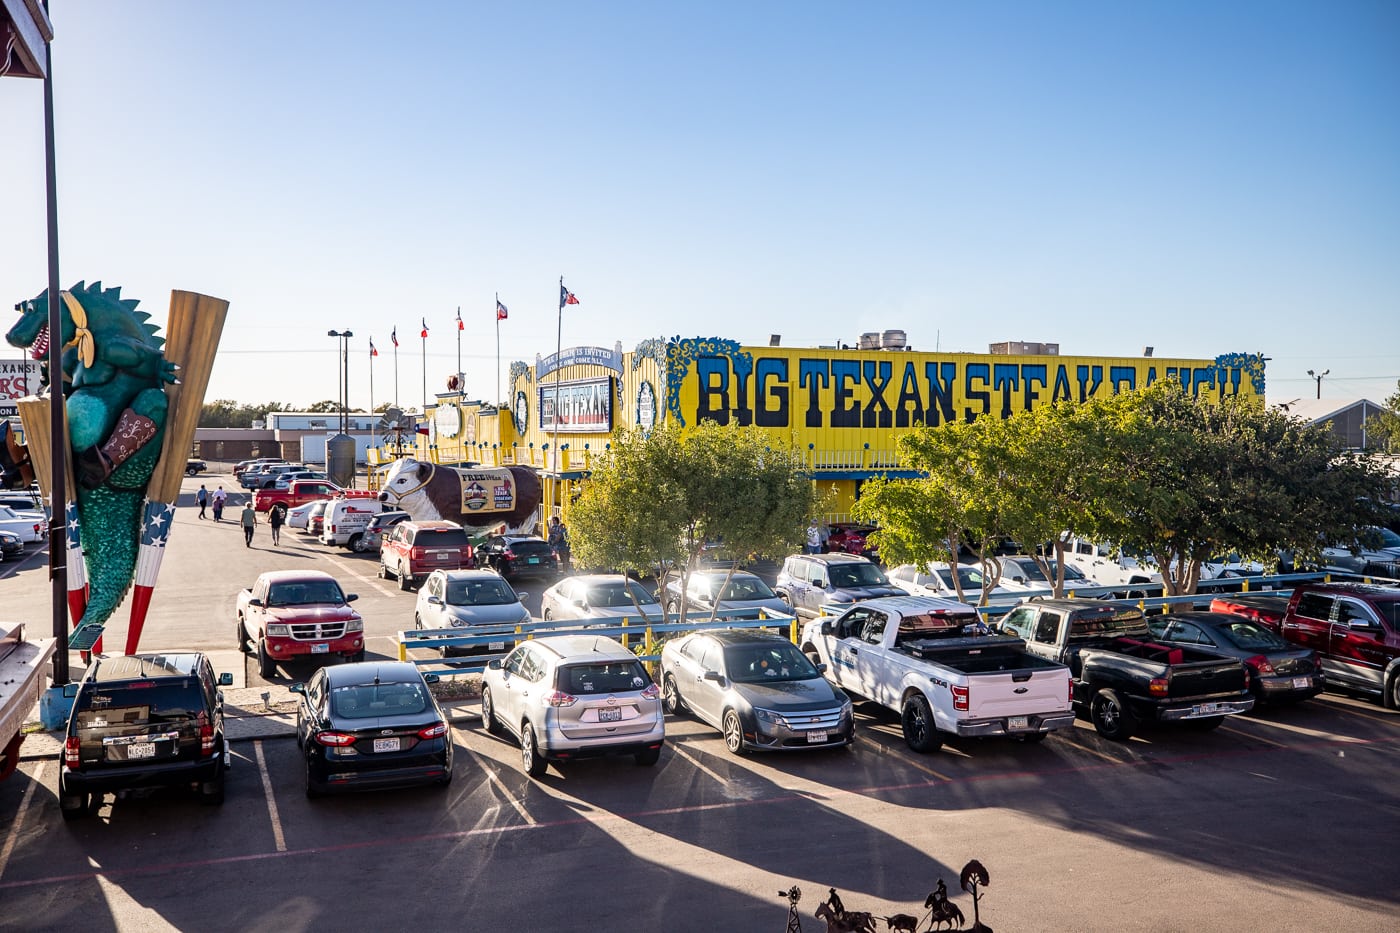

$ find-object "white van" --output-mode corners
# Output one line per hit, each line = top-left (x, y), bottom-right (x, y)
(320, 498), (386, 549)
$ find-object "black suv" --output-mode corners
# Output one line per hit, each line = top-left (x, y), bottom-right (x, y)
(476, 534), (559, 580)
(59, 652), (234, 820)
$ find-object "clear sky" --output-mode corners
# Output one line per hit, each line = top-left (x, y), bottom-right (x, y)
(3, 1), (1397, 414)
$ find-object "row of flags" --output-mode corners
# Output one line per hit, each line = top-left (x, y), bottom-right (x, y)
(366, 279), (581, 357)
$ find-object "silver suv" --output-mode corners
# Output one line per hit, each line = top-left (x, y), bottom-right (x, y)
(479, 635), (665, 777)
(775, 552), (903, 621)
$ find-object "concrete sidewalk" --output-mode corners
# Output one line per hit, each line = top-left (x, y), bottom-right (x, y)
(19, 684), (482, 761)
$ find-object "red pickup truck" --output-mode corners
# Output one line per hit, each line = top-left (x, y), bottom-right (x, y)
(1213, 583), (1400, 708)
(252, 479), (375, 517)
(236, 570), (365, 679)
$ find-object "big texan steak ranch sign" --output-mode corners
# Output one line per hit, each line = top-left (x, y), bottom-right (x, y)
(457, 468), (517, 514)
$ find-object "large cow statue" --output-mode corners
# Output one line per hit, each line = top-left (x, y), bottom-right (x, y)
(378, 457), (542, 535)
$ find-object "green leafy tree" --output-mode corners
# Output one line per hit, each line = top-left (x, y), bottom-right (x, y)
(569, 422), (816, 619)
(197, 399), (294, 427)
(1365, 380), (1400, 454)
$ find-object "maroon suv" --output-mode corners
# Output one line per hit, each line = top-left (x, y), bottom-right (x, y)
(1273, 583), (1400, 708)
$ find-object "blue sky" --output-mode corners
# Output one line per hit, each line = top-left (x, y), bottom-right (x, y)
(3, 0), (1397, 413)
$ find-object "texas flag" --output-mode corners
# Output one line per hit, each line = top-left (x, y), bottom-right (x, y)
(560, 279), (580, 310)
(391, 327), (399, 348)
(370, 338), (378, 357)
(496, 298), (508, 321)
(421, 318), (429, 338)
(456, 307), (464, 331)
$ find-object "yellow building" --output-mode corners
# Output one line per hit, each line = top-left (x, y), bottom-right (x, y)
(413, 337), (1266, 524)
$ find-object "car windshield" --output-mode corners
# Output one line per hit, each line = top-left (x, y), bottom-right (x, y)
(586, 582), (659, 607)
(1217, 619), (1290, 650)
(1372, 527), (1400, 549)
(330, 681), (430, 719)
(828, 562), (889, 588)
(446, 579), (516, 605)
(934, 566), (986, 589)
(1374, 600), (1400, 629)
(725, 642), (819, 683)
(711, 576), (777, 600)
(1006, 560), (1049, 583)
(560, 661), (651, 694)
(267, 581), (346, 606)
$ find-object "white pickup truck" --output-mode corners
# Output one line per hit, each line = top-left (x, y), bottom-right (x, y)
(799, 595), (1075, 752)
(1, 622), (56, 782)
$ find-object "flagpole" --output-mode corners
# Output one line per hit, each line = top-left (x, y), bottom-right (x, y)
(553, 277), (564, 482)
(495, 292), (501, 408)
(455, 305), (462, 392)
(421, 321), (428, 415)
(369, 339), (375, 418)
(393, 332), (399, 409)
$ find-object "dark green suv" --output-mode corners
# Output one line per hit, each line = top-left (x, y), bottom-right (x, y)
(59, 652), (233, 820)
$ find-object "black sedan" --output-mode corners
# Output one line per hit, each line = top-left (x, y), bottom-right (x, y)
(1147, 612), (1324, 704)
(0, 529), (23, 561)
(292, 661), (453, 796)
(659, 630), (853, 754)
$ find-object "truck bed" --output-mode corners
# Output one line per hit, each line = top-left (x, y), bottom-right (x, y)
(897, 634), (1063, 675)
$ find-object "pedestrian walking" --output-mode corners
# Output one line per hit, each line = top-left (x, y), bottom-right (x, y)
(267, 503), (283, 545)
(548, 516), (571, 571)
(805, 518), (823, 554)
(211, 485), (227, 522)
(196, 484), (208, 520)
(240, 499), (257, 547)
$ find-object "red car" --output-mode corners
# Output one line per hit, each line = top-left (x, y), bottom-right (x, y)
(825, 523), (878, 560)
(236, 570), (365, 679)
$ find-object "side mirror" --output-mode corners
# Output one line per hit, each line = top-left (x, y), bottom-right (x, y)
(1013, 576), (1026, 584)
(289, 682), (306, 695)
(816, 663), (828, 674)
(573, 598), (587, 609)
(820, 621), (833, 636)
(62, 682), (79, 698)
(702, 671), (726, 686)
(248, 598), (264, 608)
(427, 595), (442, 605)
(423, 673), (440, 684)
(346, 594), (359, 603)
(487, 659), (503, 670)
(516, 591), (529, 602)
(218, 673), (234, 686)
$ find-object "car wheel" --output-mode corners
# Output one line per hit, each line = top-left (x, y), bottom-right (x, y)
(1183, 715), (1225, 732)
(199, 772), (226, 806)
(258, 639), (276, 680)
(542, 609), (553, 621)
(398, 568), (413, 592)
(377, 561), (389, 580)
(1386, 672), (1400, 711)
(58, 779), (92, 821)
(304, 755), (323, 799)
(1090, 688), (1138, 741)
(662, 674), (687, 715)
(722, 709), (748, 755)
(634, 746), (661, 767)
(346, 533), (365, 553)
(236, 618), (248, 654)
(347, 649), (366, 663)
(480, 687), (503, 736)
(901, 693), (943, 753)
(521, 722), (547, 777)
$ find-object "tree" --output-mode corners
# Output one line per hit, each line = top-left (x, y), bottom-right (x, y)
(1366, 380), (1400, 454)
(305, 400), (342, 413)
(568, 422), (816, 619)
(197, 399), (294, 428)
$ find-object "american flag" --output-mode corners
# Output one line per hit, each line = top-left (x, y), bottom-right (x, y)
(65, 502), (86, 591)
(134, 501), (175, 587)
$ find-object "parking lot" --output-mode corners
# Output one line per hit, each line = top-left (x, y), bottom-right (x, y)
(2, 474), (1399, 931)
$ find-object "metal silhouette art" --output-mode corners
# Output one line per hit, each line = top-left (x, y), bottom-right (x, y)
(878, 914), (920, 933)
(779, 885), (803, 933)
(925, 878), (966, 931)
(960, 860), (992, 932)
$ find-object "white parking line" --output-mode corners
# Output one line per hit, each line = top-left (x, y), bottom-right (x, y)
(666, 739), (734, 786)
(0, 762), (45, 880)
(474, 757), (537, 825)
(253, 741), (287, 852)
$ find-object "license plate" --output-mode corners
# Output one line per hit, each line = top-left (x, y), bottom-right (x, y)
(805, 731), (828, 743)
(1195, 703), (1221, 715)
(437, 552), (450, 560)
(1008, 715), (1029, 731)
(311, 643), (330, 654)
(373, 737), (401, 753)
(1292, 677), (1309, 689)
(489, 641), (506, 651)
(127, 742), (156, 759)
(527, 557), (540, 564)
(598, 707), (622, 723)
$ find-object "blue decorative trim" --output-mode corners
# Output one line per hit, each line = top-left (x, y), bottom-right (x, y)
(632, 337), (667, 370)
(1215, 352), (1266, 396)
(665, 337), (752, 427)
(509, 360), (532, 386)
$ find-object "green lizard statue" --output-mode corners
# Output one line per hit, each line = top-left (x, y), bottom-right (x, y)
(6, 281), (177, 630)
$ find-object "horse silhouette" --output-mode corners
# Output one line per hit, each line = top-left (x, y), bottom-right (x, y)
(924, 890), (965, 931)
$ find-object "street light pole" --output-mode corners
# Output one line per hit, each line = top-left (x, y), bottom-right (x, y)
(1307, 368), (1329, 400)
(329, 330), (354, 433)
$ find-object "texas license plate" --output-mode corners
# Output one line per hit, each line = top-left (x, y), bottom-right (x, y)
(127, 742), (156, 759)
(373, 737), (401, 753)
(311, 643), (330, 654)
(805, 731), (828, 743)
(598, 707), (622, 723)
(1008, 715), (1029, 731)
(437, 552), (450, 560)
(1195, 703), (1221, 715)
(489, 641), (506, 651)
(527, 557), (539, 564)
(1292, 677), (1309, 688)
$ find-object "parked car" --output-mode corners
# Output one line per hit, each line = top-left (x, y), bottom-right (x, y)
(479, 635), (664, 776)
(1319, 527), (1400, 577)
(305, 500), (329, 537)
(292, 661), (452, 796)
(236, 570), (365, 679)
(661, 570), (790, 620)
(887, 561), (1017, 604)
(1060, 535), (1162, 591)
(271, 470), (329, 489)
(0, 494), (48, 519)
(825, 522), (879, 560)
(414, 569), (530, 655)
(240, 462), (308, 489)
(995, 555), (1103, 592)
(1146, 612), (1324, 705)
(58, 652), (234, 819)
(286, 501), (320, 531)
(0, 529), (23, 561)
(320, 498), (386, 549)
(185, 459), (207, 476)
(476, 534), (559, 580)
(1274, 582), (1400, 707)
(774, 553), (903, 621)
(539, 574), (663, 624)
(0, 506), (44, 544)
(234, 457), (285, 476)
(660, 629), (853, 754)
(378, 520), (476, 591)
(362, 509), (410, 553)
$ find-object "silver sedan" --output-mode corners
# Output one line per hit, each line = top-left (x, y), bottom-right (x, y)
(414, 569), (530, 656)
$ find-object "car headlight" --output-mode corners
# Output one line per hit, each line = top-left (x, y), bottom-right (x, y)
(839, 696), (853, 716)
(753, 707), (784, 726)
(345, 618), (364, 633)
(450, 616), (470, 628)
(265, 624), (290, 637)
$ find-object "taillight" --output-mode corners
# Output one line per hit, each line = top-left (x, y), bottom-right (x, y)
(1069, 677), (1075, 703)
(200, 722), (216, 757)
(314, 731), (357, 747)
(641, 683), (661, 700)
(503, 549), (515, 560)
(1245, 655), (1274, 676)
(1148, 677), (1169, 697)
(65, 735), (81, 768)
(951, 685), (969, 711)
(543, 690), (577, 708)
(417, 722), (448, 740)
(411, 546), (425, 560)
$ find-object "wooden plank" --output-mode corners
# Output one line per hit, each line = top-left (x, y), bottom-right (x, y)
(148, 291), (229, 504)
